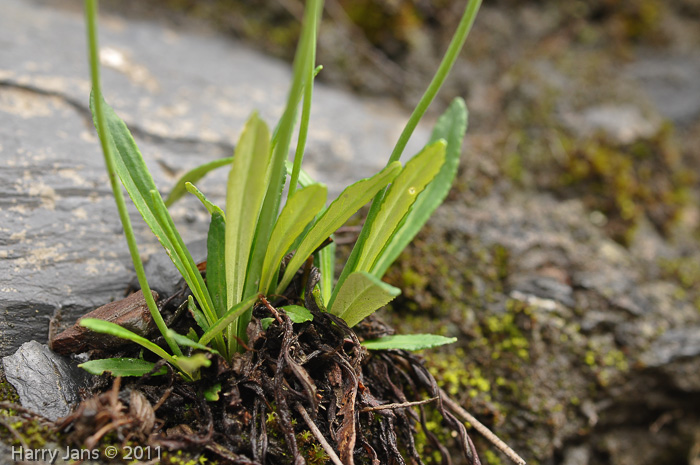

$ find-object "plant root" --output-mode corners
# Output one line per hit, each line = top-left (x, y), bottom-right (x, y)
(57, 268), (487, 464)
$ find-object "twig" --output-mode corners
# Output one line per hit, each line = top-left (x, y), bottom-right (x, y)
(260, 295), (284, 324)
(152, 386), (173, 412)
(85, 418), (131, 450)
(439, 389), (526, 465)
(0, 401), (54, 429)
(295, 403), (344, 465)
(0, 417), (30, 451)
(0, 402), (45, 420)
(360, 397), (438, 413)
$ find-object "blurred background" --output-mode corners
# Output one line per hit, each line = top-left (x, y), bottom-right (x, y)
(88, 0), (700, 245)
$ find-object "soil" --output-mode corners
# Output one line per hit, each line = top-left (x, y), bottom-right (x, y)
(7, 266), (485, 465)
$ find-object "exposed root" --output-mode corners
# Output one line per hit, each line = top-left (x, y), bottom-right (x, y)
(295, 403), (343, 465)
(56, 267), (495, 464)
(440, 390), (526, 465)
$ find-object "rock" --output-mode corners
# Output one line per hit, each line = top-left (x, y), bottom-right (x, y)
(2, 341), (93, 421)
(508, 274), (575, 307)
(0, 0), (428, 357)
(642, 328), (700, 366)
(140, 239), (206, 298)
(562, 104), (662, 144)
(387, 191), (700, 464)
(626, 51), (700, 127)
(641, 327), (700, 392)
(562, 445), (591, 465)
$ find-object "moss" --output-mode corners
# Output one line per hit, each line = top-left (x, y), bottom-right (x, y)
(501, 91), (692, 244)
(484, 449), (505, 465)
(0, 376), (19, 404)
(558, 126), (692, 244)
(160, 449), (210, 465)
(0, 369), (58, 449)
(659, 256), (700, 312)
(478, 300), (532, 362)
(430, 348), (492, 399)
(0, 412), (57, 450)
(293, 420), (329, 465)
(412, 408), (460, 465)
(583, 339), (630, 388)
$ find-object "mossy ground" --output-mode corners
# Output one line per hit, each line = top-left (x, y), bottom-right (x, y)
(380, 222), (642, 464)
(0, 366), (212, 465)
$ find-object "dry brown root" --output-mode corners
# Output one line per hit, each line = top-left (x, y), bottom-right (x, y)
(56, 266), (487, 464)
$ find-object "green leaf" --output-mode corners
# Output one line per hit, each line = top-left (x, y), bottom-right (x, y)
(259, 184), (327, 294)
(165, 157), (233, 207)
(261, 317), (275, 330)
(318, 239), (336, 305)
(186, 182), (225, 219)
(276, 162), (402, 294)
(330, 271), (400, 327)
(372, 99), (468, 277)
(281, 305), (314, 324)
(242, 0), (323, 353)
(149, 190), (220, 334)
(204, 382), (222, 402)
(285, 161), (316, 189)
(207, 212), (227, 318)
(173, 353), (211, 373)
(166, 158), (310, 209)
(186, 327), (199, 341)
(79, 318), (176, 365)
(188, 295), (209, 332)
(225, 113), (272, 355)
(225, 113), (272, 305)
(361, 334), (458, 351)
(355, 140), (447, 274)
(199, 294), (259, 346)
(79, 358), (168, 377)
(89, 94), (217, 329)
(166, 329), (219, 355)
(311, 286), (327, 312)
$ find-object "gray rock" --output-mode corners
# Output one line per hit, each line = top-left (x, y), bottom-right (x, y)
(0, 0), (428, 357)
(640, 327), (700, 392)
(562, 104), (662, 144)
(417, 191), (700, 462)
(508, 274), (575, 307)
(140, 239), (206, 298)
(0, 442), (9, 464)
(626, 51), (700, 127)
(562, 445), (590, 465)
(2, 341), (93, 421)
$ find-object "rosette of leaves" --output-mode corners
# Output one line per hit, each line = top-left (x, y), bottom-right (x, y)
(80, 0), (479, 382)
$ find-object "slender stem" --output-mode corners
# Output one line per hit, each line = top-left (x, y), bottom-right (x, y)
(84, 0), (182, 357)
(288, 10), (320, 199)
(360, 396), (438, 413)
(238, 0), (324, 353)
(388, 0), (481, 165)
(332, 0), (482, 303)
(440, 389), (527, 465)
